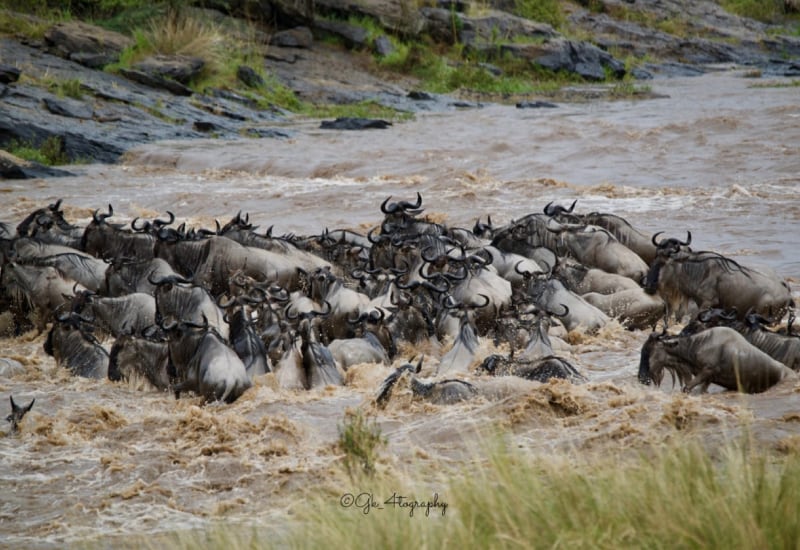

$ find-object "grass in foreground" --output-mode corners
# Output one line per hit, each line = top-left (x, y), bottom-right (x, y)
(115, 433), (800, 550)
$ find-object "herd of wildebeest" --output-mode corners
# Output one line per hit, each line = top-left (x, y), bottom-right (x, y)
(1, 194), (798, 424)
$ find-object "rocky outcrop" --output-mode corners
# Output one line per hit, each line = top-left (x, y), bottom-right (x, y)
(44, 21), (133, 68)
(0, 150), (73, 179)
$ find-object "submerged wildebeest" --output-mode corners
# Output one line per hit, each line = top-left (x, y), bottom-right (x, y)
(6, 396), (35, 434)
(638, 327), (796, 393)
(376, 357), (478, 406)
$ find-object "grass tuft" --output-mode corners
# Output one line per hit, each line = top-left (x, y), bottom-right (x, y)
(5, 136), (69, 165)
(337, 408), (386, 479)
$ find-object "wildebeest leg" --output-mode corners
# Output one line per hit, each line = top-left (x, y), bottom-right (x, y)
(682, 368), (714, 394)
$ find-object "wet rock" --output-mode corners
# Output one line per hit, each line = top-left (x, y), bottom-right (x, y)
(44, 21), (132, 64)
(373, 35), (394, 57)
(320, 117), (392, 130)
(516, 100), (558, 109)
(271, 26), (314, 48)
(119, 68), (194, 96)
(0, 64), (20, 84)
(42, 96), (93, 120)
(0, 149), (74, 179)
(313, 20), (370, 50)
(133, 55), (205, 85)
(498, 38), (626, 81)
(244, 128), (293, 139)
(236, 65), (265, 89)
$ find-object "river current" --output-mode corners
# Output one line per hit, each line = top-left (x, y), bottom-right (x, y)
(0, 70), (799, 547)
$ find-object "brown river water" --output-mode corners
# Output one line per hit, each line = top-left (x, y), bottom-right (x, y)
(1, 70), (799, 547)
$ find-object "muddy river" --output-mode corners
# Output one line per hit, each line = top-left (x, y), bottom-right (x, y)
(0, 70), (799, 547)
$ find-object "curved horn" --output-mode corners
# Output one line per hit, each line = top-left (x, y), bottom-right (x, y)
(147, 273), (192, 286)
(567, 199), (577, 213)
(154, 211), (175, 228)
(131, 217), (149, 232)
(472, 294), (491, 308)
(651, 231), (664, 247)
(681, 231), (692, 246)
(380, 196), (399, 214)
(543, 201), (555, 216)
(217, 294), (237, 309)
(398, 192), (423, 211)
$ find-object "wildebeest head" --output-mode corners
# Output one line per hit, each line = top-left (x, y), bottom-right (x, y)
(638, 330), (666, 386)
(6, 396), (35, 434)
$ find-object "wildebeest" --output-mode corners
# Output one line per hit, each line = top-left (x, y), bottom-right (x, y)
(582, 288), (665, 331)
(6, 396), (35, 434)
(638, 327), (796, 393)
(644, 233), (793, 321)
(44, 311), (109, 378)
(162, 317), (251, 403)
(108, 330), (173, 390)
(70, 290), (157, 338)
(376, 357), (477, 406)
(1, 262), (85, 334)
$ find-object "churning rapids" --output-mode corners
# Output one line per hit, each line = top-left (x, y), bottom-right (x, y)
(1, 70), (799, 547)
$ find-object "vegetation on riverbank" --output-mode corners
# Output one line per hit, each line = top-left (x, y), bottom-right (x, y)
(113, 430), (800, 549)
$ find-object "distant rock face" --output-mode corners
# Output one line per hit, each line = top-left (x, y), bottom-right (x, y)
(44, 21), (133, 67)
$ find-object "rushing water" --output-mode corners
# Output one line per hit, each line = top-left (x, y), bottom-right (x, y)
(1, 70), (799, 547)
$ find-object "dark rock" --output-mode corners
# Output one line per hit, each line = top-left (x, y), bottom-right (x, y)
(0, 64), (20, 84)
(132, 55), (205, 85)
(313, 20), (370, 50)
(207, 88), (260, 109)
(516, 100), (558, 109)
(119, 69), (194, 96)
(244, 128), (293, 139)
(69, 52), (116, 69)
(271, 26), (314, 48)
(420, 7), (556, 45)
(498, 39), (626, 81)
(373, 35), (394, 57)
(193, 121), (221, 132)
(42, 97), (93, 120)
(408, 90), (435, 101)
(237, 65), (265, 89)
(449, 100), (482, 108)
(192, 98), (249, 121)
(320, 117), (392, 130)
(44, 21), (132, 61)
(630, 67), (653, 80)
(0, 150), (74, 179)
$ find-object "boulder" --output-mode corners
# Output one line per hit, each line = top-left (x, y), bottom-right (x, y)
(237, 65), (265, 89)
(320, 117), (392, 130)
(119, 68), (194, 96)
(373, 35), (394, 57)
(270, 26), (314, 48)
(0, 149), (74, 179)
(497, 38), (626, 81)
(313, 20), (370, 49)
(44, 21), (133, 66)
(42, 97), (94, 120)
(132, 55), (205, 85)
(0, 64), (20, 84)
(419, 7), (556, 45)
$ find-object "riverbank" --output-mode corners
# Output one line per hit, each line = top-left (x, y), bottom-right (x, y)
(1, 0), (799, 174)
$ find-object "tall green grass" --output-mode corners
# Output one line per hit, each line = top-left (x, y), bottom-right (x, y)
(287, 437), (800, 549)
